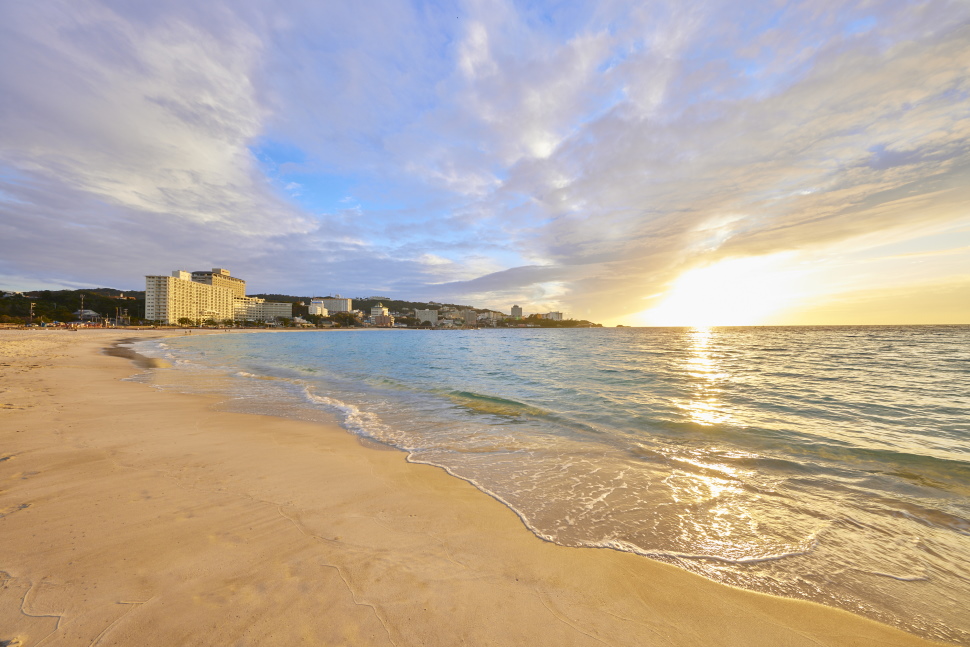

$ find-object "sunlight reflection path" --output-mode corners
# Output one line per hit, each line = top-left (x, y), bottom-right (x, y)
(676, 327), (733, 426)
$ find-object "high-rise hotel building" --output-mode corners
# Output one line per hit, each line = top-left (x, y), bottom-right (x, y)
(145, 270), (237, 324)
(145, 267), (293, 324)
(190, 268), (247, 298)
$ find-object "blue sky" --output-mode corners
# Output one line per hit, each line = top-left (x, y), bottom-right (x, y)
(1, 0), (968, 324)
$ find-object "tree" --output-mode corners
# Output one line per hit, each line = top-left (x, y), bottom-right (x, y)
(177, 317), (194, 327)
(330, 312), (358, 327)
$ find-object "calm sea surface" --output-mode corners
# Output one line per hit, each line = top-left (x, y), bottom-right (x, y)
(129, 326), (970, 643)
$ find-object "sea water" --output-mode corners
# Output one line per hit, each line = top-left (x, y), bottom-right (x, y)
(128, 326), (970, 643)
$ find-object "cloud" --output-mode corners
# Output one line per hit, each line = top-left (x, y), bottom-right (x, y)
(1, 0), (968, 323)
(470, 3), (970, 316)
(0, 0), (310, 236)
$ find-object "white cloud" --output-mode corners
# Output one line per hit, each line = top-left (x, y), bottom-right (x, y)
(0, 0), (309, 236)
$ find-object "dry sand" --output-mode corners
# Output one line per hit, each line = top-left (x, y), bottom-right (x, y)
(0, 328), (946, 646)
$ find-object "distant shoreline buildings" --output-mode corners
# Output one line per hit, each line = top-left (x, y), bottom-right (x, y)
(137, 267), (571, 327)
(3, 280), (588, 328)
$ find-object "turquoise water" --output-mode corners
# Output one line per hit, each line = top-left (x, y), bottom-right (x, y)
(130, 326), (970, 643)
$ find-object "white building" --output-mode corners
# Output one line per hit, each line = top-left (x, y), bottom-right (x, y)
(544, 311), (563, 321)
(370, 302), (394, 327)
(460, 309), (479, 326)
(320, 297), (352, 313)
(308, 299), (330, 316)
(145, 271), (235, 324)
(414, 309), (438, 326)
(234, 297), (293, 323)
(511, 305), (523, 319)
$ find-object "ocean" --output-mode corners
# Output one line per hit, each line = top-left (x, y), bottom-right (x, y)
(128, 325), (970, 643)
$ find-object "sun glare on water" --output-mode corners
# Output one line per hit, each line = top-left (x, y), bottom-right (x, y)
(637, 254), (808, 327)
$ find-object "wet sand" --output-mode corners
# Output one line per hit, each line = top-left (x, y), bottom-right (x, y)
(0, 329), (946, 646)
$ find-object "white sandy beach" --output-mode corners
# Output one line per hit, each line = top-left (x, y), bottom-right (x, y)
(0, 329), (947, 646)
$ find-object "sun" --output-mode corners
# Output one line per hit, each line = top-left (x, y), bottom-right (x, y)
(636, 254), (808, 326)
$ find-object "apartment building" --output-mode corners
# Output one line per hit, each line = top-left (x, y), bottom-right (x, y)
(414, 309), (438, 326)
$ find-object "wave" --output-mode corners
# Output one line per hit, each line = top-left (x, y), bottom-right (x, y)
(587, 532), (821, 565)
(445, 390), (550, 417)
(300, 386), (411, 449)
(860, 568), (930, 582)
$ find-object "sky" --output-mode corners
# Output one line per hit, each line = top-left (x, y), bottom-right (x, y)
(1, 0), (968, 326)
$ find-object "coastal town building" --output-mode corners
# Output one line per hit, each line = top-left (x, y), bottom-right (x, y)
(511, 305), (523, 319)
(461, 309), (479, 326)
(543, 312), (563, 321)
(370, 303), (394, 327)
(308, 299), (330, 316)
(483, 311), (505, 323)
(320, 297), (352, 313)
(371, 303), (390, 317)
(233, 297), (293, 323)
(414, 309), (438, 326)
(73, 309), (102, 321)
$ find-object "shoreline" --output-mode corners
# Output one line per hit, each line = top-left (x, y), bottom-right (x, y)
(0, 329), (948, 646)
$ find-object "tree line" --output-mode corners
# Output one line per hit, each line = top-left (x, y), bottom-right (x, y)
(0, 289), (143, 324)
